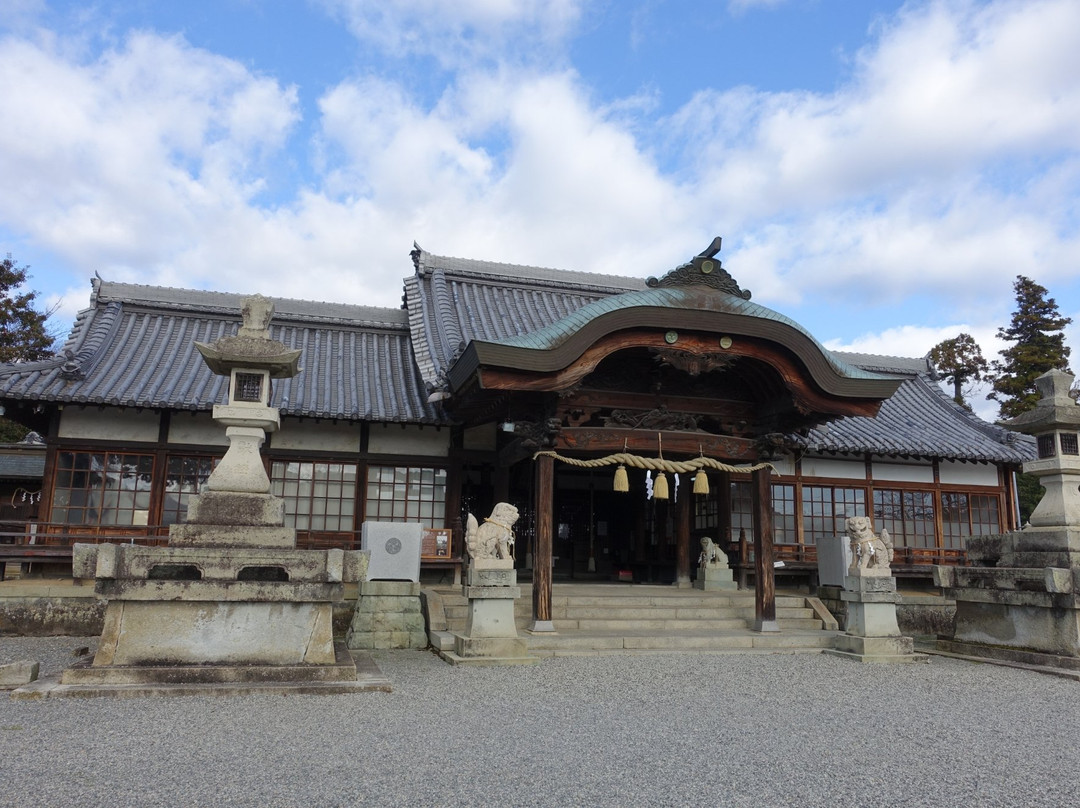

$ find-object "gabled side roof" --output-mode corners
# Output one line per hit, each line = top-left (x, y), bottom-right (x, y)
(0, 280), (443, 424)
(404, 247), (645, 388)
(816, 352), (1033, 463)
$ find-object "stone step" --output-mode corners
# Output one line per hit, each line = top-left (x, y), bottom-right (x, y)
(524, 630), (835, 655)
(561, 617), (752, 631)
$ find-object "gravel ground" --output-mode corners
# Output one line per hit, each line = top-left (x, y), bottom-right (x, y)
(2, 637), (1079, 808)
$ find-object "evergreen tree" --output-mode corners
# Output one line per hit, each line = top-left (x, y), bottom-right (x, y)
(0, 254), (55, 363)
(989, 275), (1072, 419)
(928, 332), (988, 409)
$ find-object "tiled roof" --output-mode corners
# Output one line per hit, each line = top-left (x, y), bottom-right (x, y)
(405, 248), (645, 386)
(0, 280), (444, 424)
(406, 250), (1032, 464)
(805, 368), (1034, 463)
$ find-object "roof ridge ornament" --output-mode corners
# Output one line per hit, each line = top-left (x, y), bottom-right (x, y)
(646, 237), (751, 300)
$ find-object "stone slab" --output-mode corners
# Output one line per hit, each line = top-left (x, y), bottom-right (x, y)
(437, 650), (541, 667)
(89, 600), (337, 667)
(826, 633), (927, 663)
(452, 634), (530, 658)
(13, 650), (391, 699)
(0, 660), (39, 689)
(362, 521), (422, 582)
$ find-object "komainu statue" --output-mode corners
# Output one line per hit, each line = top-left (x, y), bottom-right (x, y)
(698, 537), (729, 569)
(846, 516), (894, 572)
(465, 503), (519, 563)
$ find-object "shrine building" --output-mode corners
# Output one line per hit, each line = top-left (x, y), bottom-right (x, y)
(0, 241), (1034, 625)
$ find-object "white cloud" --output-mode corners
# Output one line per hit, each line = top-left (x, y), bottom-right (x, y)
(4, 0), (1080, 368)
(317, 0), (585, 68)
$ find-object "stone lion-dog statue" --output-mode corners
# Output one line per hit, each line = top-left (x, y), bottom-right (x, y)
(465, 502), (519, 563)
(846, 515), (894, 572)
(698, 536), (729, 569)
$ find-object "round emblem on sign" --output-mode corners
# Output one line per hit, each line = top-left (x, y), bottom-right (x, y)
(664, 330), (678, 344)
(700, 260), (715, 274)
(385, 537), (402, 555)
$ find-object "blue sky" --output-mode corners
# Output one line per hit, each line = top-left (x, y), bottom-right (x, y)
(2, 1), (1080, 419)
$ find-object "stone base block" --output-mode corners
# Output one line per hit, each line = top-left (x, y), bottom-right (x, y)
(92, 600), (336, 666)
(844, 599), (902, 637)
(183, 491), (285, 528)
(826, 634), (927, 664)
(17, 647), (391, 699)
(346, 583), (426, 650)
(166, 524), (296, 549)
(452, 635), (530, 658)
(464, 595), (519, 638)
(0, 660), (40, 689)
(694, 567), (737, 591)
(437, 650), (541, 667)
(952, 598), (1080, 657)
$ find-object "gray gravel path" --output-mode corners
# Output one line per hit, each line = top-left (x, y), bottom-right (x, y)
(2, 637), (1079, 808)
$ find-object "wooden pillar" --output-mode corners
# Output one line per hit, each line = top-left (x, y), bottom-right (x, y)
(751, 467), (779, 632)
(676, 483), (691, 588)
(530, 453), (555, 632)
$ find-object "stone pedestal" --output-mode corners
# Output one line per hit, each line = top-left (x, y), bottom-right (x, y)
(694, 565), (738, 591)
(346, 581), (427, 650)
(0, 660), (39, 689)
(440, 567), (537, 666)
(25, 296), (392, 698)
(825, 570), (926, 664)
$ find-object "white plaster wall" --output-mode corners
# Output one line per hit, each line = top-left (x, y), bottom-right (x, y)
(368, 424), (449, 457)
(58, 406), (159, 442)
(939, 460), (999, 486)
(463, 423), (497, 451)
(167, 412), (230, 447)
(270, 419), (362, 453)
(872, 460), (934, 484)
(801, 456), (866, 480)
(769, 458), (795, 477)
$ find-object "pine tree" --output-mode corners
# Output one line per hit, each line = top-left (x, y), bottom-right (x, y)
(928, 333), (988, 410)
(0, 254), (55, 363)
(989, 275), (1072, 419)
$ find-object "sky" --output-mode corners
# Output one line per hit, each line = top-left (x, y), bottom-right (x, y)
(2, 0), (1080, 421)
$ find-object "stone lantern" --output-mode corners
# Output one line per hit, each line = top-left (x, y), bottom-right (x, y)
(59, 295), (381, 696)
(1006, 369), (1080, 545)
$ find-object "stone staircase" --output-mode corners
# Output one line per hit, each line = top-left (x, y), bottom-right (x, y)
(424, 584), (839, 657)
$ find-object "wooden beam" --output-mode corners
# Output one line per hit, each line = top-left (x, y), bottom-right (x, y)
(530, 453), (555, 632)
(555, 427), (758, 459)
(751, 467), (779, 632)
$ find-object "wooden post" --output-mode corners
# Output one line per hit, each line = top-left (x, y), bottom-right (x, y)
(530, 453), (555, 632)
(676, 483), (691, 588)
(751, 467), (779, 632)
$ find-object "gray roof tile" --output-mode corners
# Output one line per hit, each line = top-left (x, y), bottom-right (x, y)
(0, 280), (443, 424)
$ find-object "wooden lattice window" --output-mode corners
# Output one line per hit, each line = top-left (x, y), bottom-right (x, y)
(365, 465), (447, 528)
(873, 489), (936, 549)
(51, 451), (154, 526)
(270, 461), (357, 532)
(162, 455), (219, 526)
(802, 485), (866, 545)
(729, 481), (797, 543)
(941, 492), (1001, 549)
